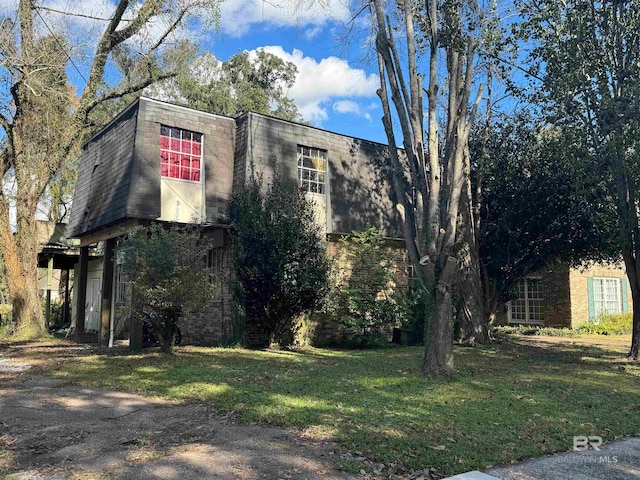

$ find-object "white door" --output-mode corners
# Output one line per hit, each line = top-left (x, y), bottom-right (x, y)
(85, 277), (102, 333)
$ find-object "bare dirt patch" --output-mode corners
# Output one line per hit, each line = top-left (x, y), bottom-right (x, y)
(0, 341), (354, 480)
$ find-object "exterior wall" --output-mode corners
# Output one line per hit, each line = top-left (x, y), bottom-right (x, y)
(308, 236), (410, 345)
(67, 102), (139, 238)
(135, 98), (236, 225)
(178, 229), (235, 345)
(236, 113), (403, 238)
(569, 262), (631, 328)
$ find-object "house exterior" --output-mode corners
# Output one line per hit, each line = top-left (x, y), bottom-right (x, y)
(67, 96), (631, 347)
(66, 97), (404, 347)
(496, 261), (631, 328)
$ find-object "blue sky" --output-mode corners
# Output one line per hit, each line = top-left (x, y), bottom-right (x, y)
(211, 1), (386, 143)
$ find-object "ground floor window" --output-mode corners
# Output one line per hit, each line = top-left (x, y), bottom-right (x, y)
(589, 277), (627, 321)
(509, 278), (544, 324)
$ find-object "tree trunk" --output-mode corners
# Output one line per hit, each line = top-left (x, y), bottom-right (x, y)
(457, 173), (489, 345)
(629, 283), (640, 360)
(623, 250), (640, 360)
(0, 195), (46, 337)
(422, 256), (456, 377)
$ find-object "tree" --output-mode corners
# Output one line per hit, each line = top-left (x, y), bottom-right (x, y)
(517, 0), (640, 359)
(476, 112), (616, 320)
(0, 0), (220, 337)
(371, 0), (487, 376)
(117, 224), (214, 353)
(147, 50), (303, 122)
(230, 172), (330, 347)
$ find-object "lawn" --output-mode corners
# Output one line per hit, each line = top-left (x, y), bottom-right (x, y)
(41, 335), (640, 476)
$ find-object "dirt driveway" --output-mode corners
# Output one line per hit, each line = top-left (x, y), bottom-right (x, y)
(0, 342), (354, 480)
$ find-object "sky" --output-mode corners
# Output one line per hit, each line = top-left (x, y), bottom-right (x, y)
(211, 0), (386, 143)
(0, 0), (385, 141)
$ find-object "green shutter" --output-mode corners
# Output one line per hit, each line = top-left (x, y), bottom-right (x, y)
(621, 278), (629, 313)
(587, 277), (595, 322)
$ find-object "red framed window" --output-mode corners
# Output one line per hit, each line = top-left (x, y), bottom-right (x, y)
(160, 125), (202, 181)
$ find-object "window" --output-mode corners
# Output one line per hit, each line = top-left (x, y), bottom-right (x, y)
(114, 242), (127, 305)
(114, 261), (126, 305)
(160, 125), (202, 181)
(509, 278), (544, 324)
(298, 145), (327, 194)
(592, 277), (622, 318)
(208, 247), (224, 300)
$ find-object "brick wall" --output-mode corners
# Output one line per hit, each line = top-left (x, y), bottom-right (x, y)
(568, 262), (630, 327)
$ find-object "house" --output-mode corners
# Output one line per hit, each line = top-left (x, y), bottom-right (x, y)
(36, 221), (80, 327)
(496, 260), (631, 328)
(67, 97), (629, 347)
(66, 96), (405, 347)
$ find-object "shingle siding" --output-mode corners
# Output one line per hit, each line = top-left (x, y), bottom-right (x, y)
(67, 101), (139, 238)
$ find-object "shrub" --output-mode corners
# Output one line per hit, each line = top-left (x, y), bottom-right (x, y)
(329, 228), (402, 347)
(230, 172), (331, 347)
(493, 325), (579, 337)
(117, 224), (214, 353)
(577, 313), (632, 335)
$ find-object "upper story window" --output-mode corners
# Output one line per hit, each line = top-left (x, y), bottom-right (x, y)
(298, 145), (327, 194)
(160, 125), (202, 182)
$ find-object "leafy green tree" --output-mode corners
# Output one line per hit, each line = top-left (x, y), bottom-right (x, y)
(149, 50), (302, 122)
(330, 228), (401, 346)
(516, 0), (640, 359)
(0, 0), (220, 337)
(117, 225), (214, 353)
(230, 172), (330, 347)
(476, 112), (616, 321)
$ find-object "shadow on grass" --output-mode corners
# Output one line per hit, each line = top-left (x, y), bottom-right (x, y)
(31, 337), (640, 476)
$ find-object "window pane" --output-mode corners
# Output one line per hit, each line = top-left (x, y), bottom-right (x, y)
(160, 125), (203, 182)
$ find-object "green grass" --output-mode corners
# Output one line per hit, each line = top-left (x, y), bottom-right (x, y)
(44, 337), (640, 476)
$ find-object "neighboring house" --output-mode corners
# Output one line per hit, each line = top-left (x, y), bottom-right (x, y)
(496, 261), (631, 328)
(36, 221), (80, 327)
(66, 96), (404, 346)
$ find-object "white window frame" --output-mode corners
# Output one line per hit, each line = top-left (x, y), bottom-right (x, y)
(297, 145), (327, 195)
(160, 125), (203, 182)
(508, 277), (544, 325)
(593, 277), (622, 318)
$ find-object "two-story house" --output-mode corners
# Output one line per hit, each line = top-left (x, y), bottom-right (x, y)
(66, 97), (404, 346)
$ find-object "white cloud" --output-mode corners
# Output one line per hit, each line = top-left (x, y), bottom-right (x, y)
(220, 0), (350, 37)
(333, 99), (372, 121)
(254, 46), (379, 124)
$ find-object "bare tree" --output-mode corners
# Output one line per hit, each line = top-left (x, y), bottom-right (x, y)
(0, 0), (220, 337)
(372, 0), (484, 376)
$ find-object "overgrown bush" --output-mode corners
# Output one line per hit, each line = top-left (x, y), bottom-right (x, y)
(117, 224), (214, 353)
(230, 172), (331, 347)
(577, 313), (633, 335)
(397, 280), (429, 335)
(329, 228), (402, 347)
